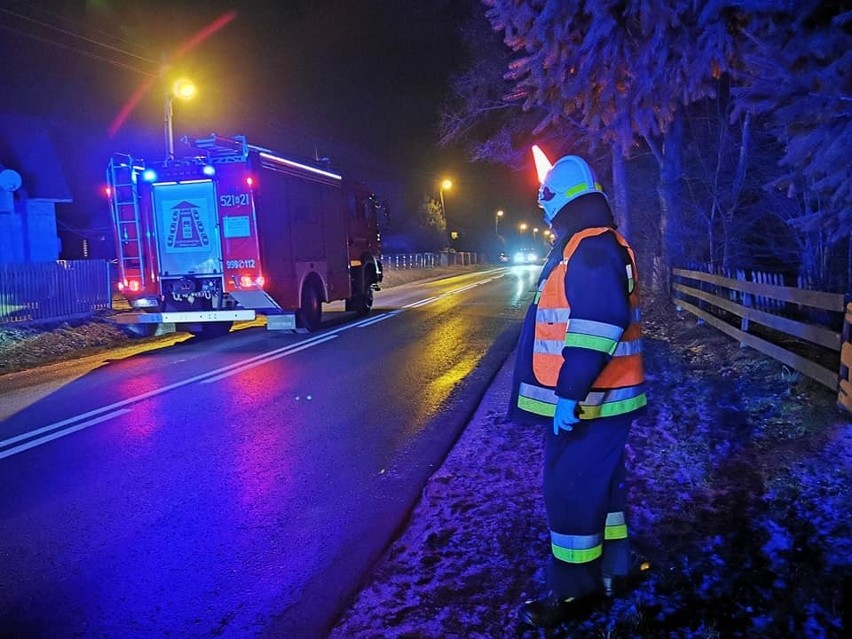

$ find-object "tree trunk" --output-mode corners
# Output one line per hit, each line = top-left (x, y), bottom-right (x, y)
(611, 148), (631, 239)
(656, 107), (685, 293)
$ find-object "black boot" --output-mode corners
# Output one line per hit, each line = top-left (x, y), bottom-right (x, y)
(518, 591), (597, 629)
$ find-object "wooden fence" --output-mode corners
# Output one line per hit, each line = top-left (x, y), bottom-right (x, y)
(0, 260), (112, 325)
(672, 267), (849, 411)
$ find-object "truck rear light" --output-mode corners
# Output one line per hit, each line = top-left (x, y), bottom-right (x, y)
(127, 280), (142, 292)
(238, 275), (265, 288)
(246, 177), (254, 187)
(105, 186), (112, 197)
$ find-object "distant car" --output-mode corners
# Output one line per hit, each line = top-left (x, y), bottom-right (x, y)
(513, 248), (539, 265)
(497, 251), (509, 263)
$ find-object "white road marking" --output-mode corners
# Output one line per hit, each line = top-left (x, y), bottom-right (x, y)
(200, 334), (339, 382)
(0, 271), (508, 458)
(0, 409), (132, 460)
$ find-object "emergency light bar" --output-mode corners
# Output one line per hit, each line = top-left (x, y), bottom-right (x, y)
(258, 152), (342, 181)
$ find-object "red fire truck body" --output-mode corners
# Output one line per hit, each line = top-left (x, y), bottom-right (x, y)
(107, 134), (383, 335)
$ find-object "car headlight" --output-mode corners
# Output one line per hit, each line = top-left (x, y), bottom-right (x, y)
(513, 252), (525, 264)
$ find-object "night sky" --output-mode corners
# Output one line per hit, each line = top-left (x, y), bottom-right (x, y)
(0, 0), (535, 253)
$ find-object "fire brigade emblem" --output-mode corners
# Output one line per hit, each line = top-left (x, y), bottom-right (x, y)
(166, 201), (209, 249)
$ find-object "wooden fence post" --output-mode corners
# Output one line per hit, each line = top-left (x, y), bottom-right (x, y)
(838, 295), (852, 413)
(739, 269), (750, 347)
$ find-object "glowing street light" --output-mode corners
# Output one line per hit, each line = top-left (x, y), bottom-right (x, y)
(439, 178), (453, 246)
(533, 227), (539, 242)
(519, 223), (528, 236)
(495, 209), (504, 236)
(165, 78), (196, 159)
(440, 179), (453, 218)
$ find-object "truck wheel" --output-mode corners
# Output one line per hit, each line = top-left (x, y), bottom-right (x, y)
(298, 281), (322, 331)
(345, 263), (375, 316)
(346, 287), (373, 316)
(191, 321), (233, 339)
(126, 324), (158, 338)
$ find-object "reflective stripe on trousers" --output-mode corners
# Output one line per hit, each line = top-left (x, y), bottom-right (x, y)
(550, 511), (628, 564)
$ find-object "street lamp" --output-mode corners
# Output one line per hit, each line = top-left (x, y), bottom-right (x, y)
(439, 178), (453, 246)
(533, 227), (539, 242)
(164, 78), (196, 159)
(519, 223), (528, 238)
(495, 209), (504, 236)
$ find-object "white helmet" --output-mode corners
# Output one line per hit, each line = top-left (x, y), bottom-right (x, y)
(537, 155), (606, 225)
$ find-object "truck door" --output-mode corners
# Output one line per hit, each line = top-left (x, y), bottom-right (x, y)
(151, 181), (222, 276)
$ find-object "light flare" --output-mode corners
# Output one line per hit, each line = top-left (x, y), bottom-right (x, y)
(108, 10), (238, 137)
(532, 145), (553, 184)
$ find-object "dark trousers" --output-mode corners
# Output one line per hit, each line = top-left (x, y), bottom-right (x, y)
(543, 412), (632, 598)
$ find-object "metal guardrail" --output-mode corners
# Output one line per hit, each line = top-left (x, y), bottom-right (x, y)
(0, 260), (112, 325)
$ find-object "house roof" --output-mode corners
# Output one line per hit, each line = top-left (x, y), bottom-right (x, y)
(0, 114), (72, 202)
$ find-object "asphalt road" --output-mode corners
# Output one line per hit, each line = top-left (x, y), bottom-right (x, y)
(0, 266), (538, 639)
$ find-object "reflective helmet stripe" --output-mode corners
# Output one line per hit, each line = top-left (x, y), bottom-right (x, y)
(564, 181), (603, 200)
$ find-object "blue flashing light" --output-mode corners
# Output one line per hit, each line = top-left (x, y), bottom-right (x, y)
(142, 169), (158, 182)
(202, 165), (216, 176)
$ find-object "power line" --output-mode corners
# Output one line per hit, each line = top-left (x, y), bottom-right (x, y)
(0, 2), (155, 63)
(0, 22), (155, 78)
(0, 5), (157, 76)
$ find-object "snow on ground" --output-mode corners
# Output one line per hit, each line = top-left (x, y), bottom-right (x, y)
(330, 296), (850, 639)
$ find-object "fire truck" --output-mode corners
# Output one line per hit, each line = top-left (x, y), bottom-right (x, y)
(106, 134), (383, 336)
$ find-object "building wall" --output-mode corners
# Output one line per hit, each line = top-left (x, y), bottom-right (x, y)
(0, 200), (61, 263)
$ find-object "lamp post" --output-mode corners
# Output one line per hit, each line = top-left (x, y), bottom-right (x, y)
(533, 227), (539, 243)
(519, 223), (528, 240)
(495, 209), (504, 236)
(164, 78), (196, 159)
(439, 178), (453, 246)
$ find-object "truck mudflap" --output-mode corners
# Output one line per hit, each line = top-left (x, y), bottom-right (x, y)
(113, 310), (256, 324)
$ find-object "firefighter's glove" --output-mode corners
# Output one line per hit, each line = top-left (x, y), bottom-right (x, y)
(553, 398), (580, 435)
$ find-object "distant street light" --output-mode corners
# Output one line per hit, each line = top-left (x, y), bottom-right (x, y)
(440, 178), (453, 247)
(519, 223), (528, 237)
(495, 209), (504, 236)
(533, 227), (539, 242)
(165, 78), (196, 159)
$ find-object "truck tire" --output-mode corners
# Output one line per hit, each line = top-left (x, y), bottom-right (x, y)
(192, 321), (233, 339)
(345, 262), (375, 316)
(346, 287), (373, 316)
(298, 281), (322, 331)
(126, 324), (158, 338)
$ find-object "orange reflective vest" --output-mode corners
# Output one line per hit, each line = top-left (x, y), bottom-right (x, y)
(517, 227), (646, 419)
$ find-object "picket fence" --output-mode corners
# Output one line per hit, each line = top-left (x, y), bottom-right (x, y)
(672, 266), (850, 412)
(0, 260), (112, 325)
(382, 252), (484, 269)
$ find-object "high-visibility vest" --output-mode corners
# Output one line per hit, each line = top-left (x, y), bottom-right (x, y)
(517, 227), (646, 419)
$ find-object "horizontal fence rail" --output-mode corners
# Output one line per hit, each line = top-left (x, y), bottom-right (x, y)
(672, 267), (848, 409)
(0, 260), (112, 325)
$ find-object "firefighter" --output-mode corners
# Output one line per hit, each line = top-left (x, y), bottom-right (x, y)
(509, 150), (647, 629)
